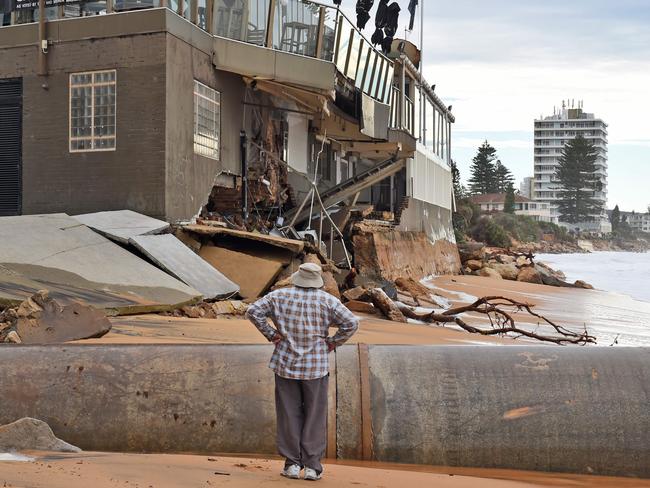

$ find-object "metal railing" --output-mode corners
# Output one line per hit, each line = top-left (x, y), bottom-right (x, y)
(4, 0), (392, 104)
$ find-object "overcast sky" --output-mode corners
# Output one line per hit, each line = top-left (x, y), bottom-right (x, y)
(335, 0), (650, 212)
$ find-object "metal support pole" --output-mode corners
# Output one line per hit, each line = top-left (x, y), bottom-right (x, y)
(240, 131), (249, 222)
(265, 0), (276, 48)
(315, 6), (326, 59)
(37, 0), (47, 77)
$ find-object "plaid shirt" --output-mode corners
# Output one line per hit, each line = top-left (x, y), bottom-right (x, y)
(246, 286), (359, 380)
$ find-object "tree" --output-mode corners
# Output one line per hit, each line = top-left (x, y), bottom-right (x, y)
(554, 135), (603, 223)
(494, 160), (515, 193)
(450, 160), (466, 200)
(504, 183), (516, 214)
(610, 205), (620, 230)
(468, 141), (498, 195)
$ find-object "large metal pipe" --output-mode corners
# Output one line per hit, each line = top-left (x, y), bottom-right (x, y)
(0, 344), (648, 478)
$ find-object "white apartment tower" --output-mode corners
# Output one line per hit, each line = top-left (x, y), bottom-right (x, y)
(533, 101), (610, 232)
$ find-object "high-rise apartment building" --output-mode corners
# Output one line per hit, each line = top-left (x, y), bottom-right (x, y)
(533, 101), (610, 233)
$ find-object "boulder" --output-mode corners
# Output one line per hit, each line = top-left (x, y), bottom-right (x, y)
(478, 267), (503, 280)
(499, 254), (516, 264)
(458, 243), (485, 262)
(342, 286), (370, 303)
(574, 280), (594, 290)
(517, 266), (543, 284)
(534, 265), (572, 288)
(489, 263), (519, 281)
(0, 418), (81, 453)
(345, 300), (377, 315)
(465, 259), (483, 271)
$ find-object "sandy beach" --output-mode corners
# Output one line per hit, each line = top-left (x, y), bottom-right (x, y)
(1, 452), (649, 488)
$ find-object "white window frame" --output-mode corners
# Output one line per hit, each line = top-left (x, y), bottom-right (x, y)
(69, 69), (117, 153)
(193, 80), (221, 160)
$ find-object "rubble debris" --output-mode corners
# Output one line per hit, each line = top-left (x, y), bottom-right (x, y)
(0, 418), (81, 453)
(183, 225), (304, 254)
(0, 291), (111, 344)
(0, 214), (200, 314)
(73, 210), (170, 244)
(199, 246), (283, 299)
(342, 286), (370, 303)
(166, 300), (248, 319)
(129, 235), (239, 300)
(174, 228), (202, 253)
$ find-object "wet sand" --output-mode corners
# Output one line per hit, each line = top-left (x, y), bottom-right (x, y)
(430, 275), (650, 346)
(1, 452), (648, 488)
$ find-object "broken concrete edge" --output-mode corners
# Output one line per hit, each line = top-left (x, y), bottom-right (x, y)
(104, 295), (204, 317)
(183, 225), (305, 254)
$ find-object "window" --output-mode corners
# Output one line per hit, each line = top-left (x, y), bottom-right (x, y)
(69, 70), (116, 152)
(193, 80), (221, 160)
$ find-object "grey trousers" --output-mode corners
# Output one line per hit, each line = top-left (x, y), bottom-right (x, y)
(274, 374), (329, 474)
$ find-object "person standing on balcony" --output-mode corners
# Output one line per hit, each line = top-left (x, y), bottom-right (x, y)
(246, 263), (359, 481)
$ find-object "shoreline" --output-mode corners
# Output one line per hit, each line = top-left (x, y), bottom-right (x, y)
(1, 451), (648, 488)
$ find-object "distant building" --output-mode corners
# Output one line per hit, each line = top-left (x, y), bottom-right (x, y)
(624, 212), (650, 233)
(520, 177), (534, 199)
(533, 101), (610, 233)
(469, 193), (552, 222)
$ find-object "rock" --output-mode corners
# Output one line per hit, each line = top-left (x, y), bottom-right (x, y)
(5, 331), (21, 343)
(478, 267), (503, 280)
(211, 301), (248, 316)
(534, 265), (572, 288)
(517, 266), (543, 284)
(0, 418), (81, 453)
(396, 291), (418, 307)
(465, 259), (483, 271)
(458, 242), (485, 262)
(463, 267), (472, 275)
(1, 291), (111, 344)
(181, 305), (203, 319)
(342, 286), (370, 303)
(345, 300), (377, 314)
(574, 280), (594, 290)
(499, 254), (516, 264)
(488, 263), (519, 281)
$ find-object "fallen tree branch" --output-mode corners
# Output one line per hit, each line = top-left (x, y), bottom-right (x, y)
(395, 295), (595, 345)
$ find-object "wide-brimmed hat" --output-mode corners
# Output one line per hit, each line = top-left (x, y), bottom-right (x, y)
(291, 263), (324, 289)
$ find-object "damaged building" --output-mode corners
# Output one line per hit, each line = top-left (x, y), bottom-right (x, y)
(0, 0), (460, 280)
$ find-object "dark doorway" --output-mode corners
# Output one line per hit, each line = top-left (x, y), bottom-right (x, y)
(0, 78), (22, 216)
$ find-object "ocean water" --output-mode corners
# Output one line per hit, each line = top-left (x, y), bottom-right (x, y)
(537, 251), (650, 303)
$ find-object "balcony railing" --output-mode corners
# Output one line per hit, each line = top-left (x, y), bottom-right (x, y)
(4, 0), (392, 104)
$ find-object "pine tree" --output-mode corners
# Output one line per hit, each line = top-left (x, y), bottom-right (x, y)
(468, 141), (498, 195)
(494, 160), (515, 193)
(554, 135), (603, 223)
(504, 183), (516, 214)
(610, 205), (620, 230)
(450, 160), (466, 199)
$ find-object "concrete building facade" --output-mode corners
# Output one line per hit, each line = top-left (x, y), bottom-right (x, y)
(469, 193), (552, 223)
(533, 101), (610, 233)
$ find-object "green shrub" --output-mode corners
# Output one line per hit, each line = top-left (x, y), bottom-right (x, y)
(471, 216), (511, 248)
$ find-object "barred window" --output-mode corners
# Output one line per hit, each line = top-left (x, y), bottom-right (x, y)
(193, 80), (221, 160)
(69, 70), (116, 152)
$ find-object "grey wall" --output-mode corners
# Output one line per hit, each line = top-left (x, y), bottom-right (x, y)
(0, 34), (167, 218)
(165, 34), (244, 222)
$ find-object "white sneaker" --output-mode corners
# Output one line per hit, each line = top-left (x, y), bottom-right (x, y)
(304, 467), (322, 481)
(281, 464), (302, 479)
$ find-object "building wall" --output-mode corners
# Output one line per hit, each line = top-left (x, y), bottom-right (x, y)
(0, 33), (168, 217)
(165, 33), (245, 222)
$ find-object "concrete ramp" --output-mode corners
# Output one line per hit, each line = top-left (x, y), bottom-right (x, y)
(0, 214), (200, 314)
(0, 344), (647, 478)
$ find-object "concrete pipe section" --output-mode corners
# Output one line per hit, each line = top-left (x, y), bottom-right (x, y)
(0, 344), (648, 477)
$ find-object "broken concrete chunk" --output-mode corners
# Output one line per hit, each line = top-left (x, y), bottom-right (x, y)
(129, 235), (240, 300)
(73, 210), (170, 244)
(0, 418), (81, 453)
(199, 246), (283, 299)
(2, 290), (111, 344)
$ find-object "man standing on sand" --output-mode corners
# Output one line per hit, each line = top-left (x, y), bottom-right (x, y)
(246, 262), (359, 481)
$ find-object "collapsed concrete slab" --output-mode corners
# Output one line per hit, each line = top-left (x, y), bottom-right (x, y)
(129, 235), (240, 300)
(184, 225), (305, 254)
(73, 210), (170, 244)
(0, 418), (81, 453)
(0, 214), (200, 314)
(1, 291), (111, 344)
(199, 245), (283, 299)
